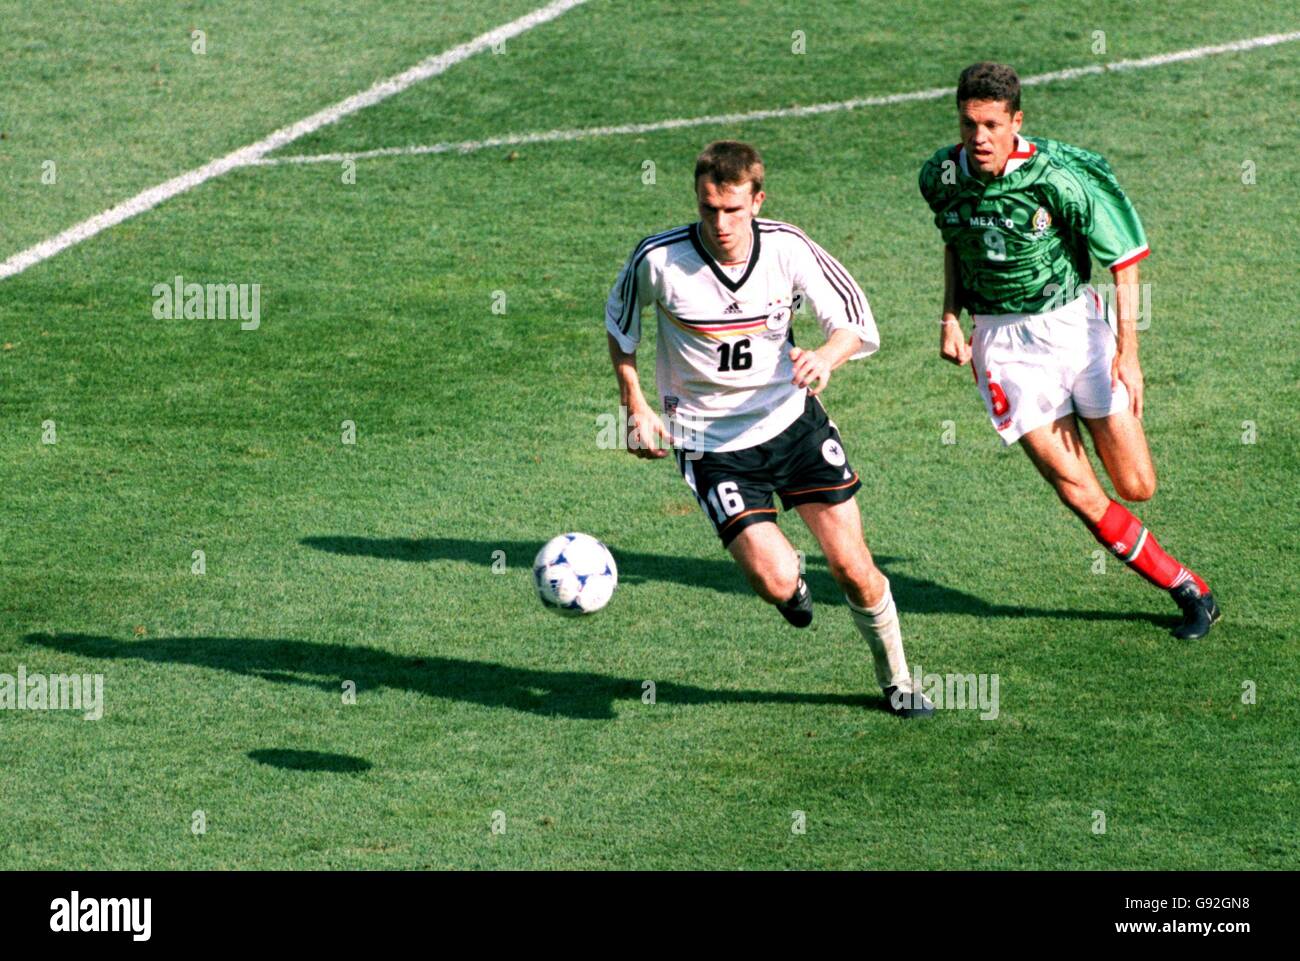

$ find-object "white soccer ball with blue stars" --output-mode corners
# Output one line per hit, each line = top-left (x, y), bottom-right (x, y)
(533, 533), (618, 615)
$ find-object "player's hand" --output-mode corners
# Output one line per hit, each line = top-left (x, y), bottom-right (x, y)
(789, 346), (831, 395)
(626, 404), (673, 459)
(940, 319), (971, 366)
(1112, 348), (1144, 419)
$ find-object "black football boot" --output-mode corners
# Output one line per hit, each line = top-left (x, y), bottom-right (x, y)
(776, 577), (813, 628)
(882, 685), (936, 719)
(1171, 581), (1221, 640)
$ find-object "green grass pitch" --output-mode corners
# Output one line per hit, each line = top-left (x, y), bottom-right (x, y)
(2, 0), (1298, 869)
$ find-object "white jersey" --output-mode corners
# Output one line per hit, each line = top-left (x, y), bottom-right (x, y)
(605, 218), (878, 452)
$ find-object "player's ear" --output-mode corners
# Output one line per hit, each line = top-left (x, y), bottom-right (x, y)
(751, 189), (765, 215)
(1011, 109), (1024, 133)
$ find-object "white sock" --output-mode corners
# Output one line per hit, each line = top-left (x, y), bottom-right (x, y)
(846, 581), (913, 692)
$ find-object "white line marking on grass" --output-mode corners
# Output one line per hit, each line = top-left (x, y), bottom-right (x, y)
(0, 0), (589, 282)
(257, 29), (1300, 167)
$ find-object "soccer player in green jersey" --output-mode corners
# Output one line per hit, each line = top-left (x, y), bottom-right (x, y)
(918, 62), (1220, 639)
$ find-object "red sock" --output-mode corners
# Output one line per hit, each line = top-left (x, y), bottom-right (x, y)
(1089, 500), (1209, 595)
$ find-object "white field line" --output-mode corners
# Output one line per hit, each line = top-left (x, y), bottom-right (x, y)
(255, 29), (1300, 167)
(0, 0), (589, 282)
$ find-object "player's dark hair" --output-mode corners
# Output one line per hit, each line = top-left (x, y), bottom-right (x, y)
(956, 62), (1021, 114)
(694, 141), (764, 195)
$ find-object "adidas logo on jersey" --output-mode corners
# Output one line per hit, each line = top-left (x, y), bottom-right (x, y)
(723, 302), (742, 315)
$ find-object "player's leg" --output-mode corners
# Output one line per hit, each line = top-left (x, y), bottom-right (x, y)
(675, 449), (811, 625)
(1080, 408), (1156, 502)
(792, 497), (886, 608)
(1017, 413), (1112, 524)
(1020, 413), (1219, 638)
(794, 498), (931, 718)
(1069, 300), (1157, 503)
(1080, 411), (1219, 637)
(725, 520), (802, 607)
(1067, 295), (1219, 637)
(778, 398), (932, 717)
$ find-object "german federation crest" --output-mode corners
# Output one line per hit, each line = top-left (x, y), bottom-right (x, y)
(822, 438), (846, 466)
(766, 307), (791, 330)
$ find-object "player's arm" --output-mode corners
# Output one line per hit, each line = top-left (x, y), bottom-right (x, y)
(606, 333), (672, 459)
(790, 327), (868, 394)
(1052, 147), (1149, 417)
(786, 233), (880, 396)
(605, 249), (672, 459)
(939, 243), (971, 366)
(1111, 261), (1144, 419)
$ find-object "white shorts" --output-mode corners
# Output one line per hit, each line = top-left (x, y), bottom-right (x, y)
(970, 287), (1129, 444)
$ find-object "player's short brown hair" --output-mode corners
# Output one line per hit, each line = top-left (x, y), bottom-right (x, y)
(957, 62), (1021, 114)
(694, 141), (764, 195)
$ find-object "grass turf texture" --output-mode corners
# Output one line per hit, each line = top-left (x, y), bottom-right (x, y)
(2, 0), (1298, 869)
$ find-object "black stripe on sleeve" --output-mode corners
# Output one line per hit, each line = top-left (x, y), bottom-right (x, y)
(759, 224), (863, 325)
(790, 227), (866, 325)
(619, 226), (690, 310)
(619, 227), (677, 310)
(616, 227), (691, 333)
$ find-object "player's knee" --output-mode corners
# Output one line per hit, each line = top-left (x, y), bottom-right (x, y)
(755, 568), (799, 604)
(748, 556), (800, 604)
(1116, 472), (1156, 502)
(827, 554), (878, 595)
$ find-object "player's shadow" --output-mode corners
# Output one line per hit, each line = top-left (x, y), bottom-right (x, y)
(25, 632), (877, 721)
(300, 535), (1172, 627)
(248, 748), (372, 774)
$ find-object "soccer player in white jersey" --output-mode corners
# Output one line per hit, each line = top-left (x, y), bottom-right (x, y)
(920, 63), (1219, 638)
(606, 140), (933, 718)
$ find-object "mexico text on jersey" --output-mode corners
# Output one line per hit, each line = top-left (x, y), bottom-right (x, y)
(918, 134), (1150, 315)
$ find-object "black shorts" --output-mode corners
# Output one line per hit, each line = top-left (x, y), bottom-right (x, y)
(675, 393), (862, 548)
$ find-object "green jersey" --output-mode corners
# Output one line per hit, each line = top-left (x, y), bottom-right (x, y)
(918, 135), (1149, 315)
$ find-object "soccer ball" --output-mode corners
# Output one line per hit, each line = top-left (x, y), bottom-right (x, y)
(532, 533), (618, 615)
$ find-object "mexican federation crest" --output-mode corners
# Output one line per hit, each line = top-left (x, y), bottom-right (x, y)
(1032, 205), (1052, 237)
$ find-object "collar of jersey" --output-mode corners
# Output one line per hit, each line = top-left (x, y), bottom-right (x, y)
(690, 221), (762, 293)
(958, 133), (1038, 182)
